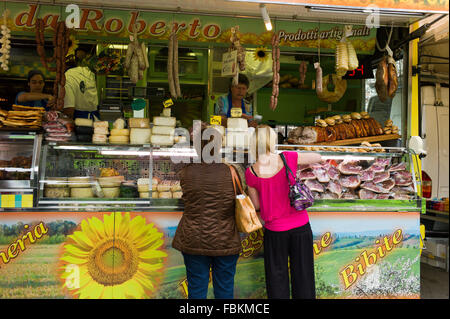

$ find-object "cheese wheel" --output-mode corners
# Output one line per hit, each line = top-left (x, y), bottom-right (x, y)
(152, 125), (175, 136)
(93, 121), (109, 129)
(157, 184), (172, 192)
(170, 181), (181, 192)
(152, 192), (159, 198)
(130, 128), (151, 144)
(68, 177), (91, 188)
(172, 191), (183, 199)
(129, 118), (150, 128)
(162, 108), (171, 117)
(75, 118), (93, 127)
(151, 134), (174, 146)
(102, 187), (120, 198)
(137, 178), (150, 185)
(113, 118), (125, 130)
(71, 187), (94, 198)
(153, 116), (176, 127)
(110, 129), (130, 136)
(109, 135), (129, 144)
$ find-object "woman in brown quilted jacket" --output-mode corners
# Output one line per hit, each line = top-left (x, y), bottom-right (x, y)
(172, 126), (242, 299)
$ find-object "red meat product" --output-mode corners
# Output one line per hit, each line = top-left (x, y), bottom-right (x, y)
(337, 161), (362, 175)
(305, 179), (325, 192)
(373, 171), (390, 184)
(339, 175), (361, 189)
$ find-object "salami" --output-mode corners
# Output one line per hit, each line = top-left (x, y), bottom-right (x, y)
(315, 64), (323, 95)
(167, 32), (177, 98)
(173, 32), (182, 98)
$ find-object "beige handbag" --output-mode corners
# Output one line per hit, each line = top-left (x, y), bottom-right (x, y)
(228, 164), (262, 233)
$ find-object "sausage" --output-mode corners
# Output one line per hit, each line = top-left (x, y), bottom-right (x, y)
(141, 41), (149, 69)
(173, 33), (181, 98)
(167, 33), (177, 98)
(124, 41), (134, 69)
(130, 55), (139, 84)
(135, 40), (146, 70)
(316, 64), (323, 94)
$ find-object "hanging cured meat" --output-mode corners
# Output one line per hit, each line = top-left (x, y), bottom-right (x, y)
(270, 33), (280, 110)
(375, 56), (390, 102)
(316, 74), (347, 104)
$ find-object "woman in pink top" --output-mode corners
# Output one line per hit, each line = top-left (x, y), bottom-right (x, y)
(245, 125), (322, 299)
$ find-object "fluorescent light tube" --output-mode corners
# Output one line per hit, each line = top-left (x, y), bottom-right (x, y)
(260, 4), (273, 31)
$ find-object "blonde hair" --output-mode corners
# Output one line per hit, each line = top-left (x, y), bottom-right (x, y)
(250, 124), (277, 161)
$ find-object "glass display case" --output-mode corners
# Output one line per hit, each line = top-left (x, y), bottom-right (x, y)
(0, 131), (42, 191)
(37, 143), (198, 209)
(276, 144), (423, 212)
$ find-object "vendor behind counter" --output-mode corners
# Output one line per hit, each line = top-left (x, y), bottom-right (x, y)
(63, 45), (99, 120)
(15, 69), (54, 111)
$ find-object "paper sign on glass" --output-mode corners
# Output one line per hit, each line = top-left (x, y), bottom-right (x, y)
(222, 50), (237, 77)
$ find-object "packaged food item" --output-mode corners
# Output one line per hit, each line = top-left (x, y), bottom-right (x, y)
(172, 191), (183, 199)
(157, 182), (172, 192)
(158, 191), (172, 199)
(75, 118), (93, 127)
(139, 192), (150, 198)
(92, 134), (108, 144)
(170, 181), (181, 192)
(162, 108), (171, 117)
(93, 121), (109, 129)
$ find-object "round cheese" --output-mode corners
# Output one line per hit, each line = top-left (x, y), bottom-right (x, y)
(130, 128), (151, 144)
(68, 177), (91, 188)
(102, 187), (120, 198)
(109, 135), (129, 144)
(138, 184), (150, 193)
(97, 176), (124, 188)
(113, 118), (125, 130)
(45, 187), (70, 198)
(71, 187), (94, 198)
(152, 191), (159, 199)
(157, 184), (171, 192)
(110, 129), (130, 136)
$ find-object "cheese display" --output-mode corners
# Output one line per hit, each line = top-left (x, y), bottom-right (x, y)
(152, 192), (159, 198)
(130, 128), (151, 144)
(94, 127), (109, 135)
(129, 118), (150, 128)
(162, 108), (171, 117)
(93, 121), (109, 129)
(102, 187), (120, 198)
(153, 116), (176, 127)
(140, 192), (150, 198)
(109, 135), (129, 144)
(170, 181), (181, 192)
(157, 181), (172, 192)
(152, 126), (175, 136)
(172, 191), (183, 199)
(70, 187), (94, 198)
(151, 134), (174, 146)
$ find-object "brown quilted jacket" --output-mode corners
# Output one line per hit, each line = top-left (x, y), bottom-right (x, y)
(172, 163), (242, 256)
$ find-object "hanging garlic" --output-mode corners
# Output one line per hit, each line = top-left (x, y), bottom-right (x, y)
(0, 10), (11, 71)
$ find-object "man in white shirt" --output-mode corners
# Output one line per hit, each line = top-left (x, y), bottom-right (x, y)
(63, 45), (99, 119)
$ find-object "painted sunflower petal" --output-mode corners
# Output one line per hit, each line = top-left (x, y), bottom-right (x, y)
(101, 286), (114, 299)
(117, 212), (131, 238)
(68, 230), (94, 250)
(134, 232), (162, 250)
(139, 249), (167, 262)
(81, 219), (100, 243)
(88, 216), (107, 240)
(64, 244), (90, 258)
(103, 213), (115, 238)
(79, 280), (104, 299)
(60, 254), (88, 265)
(122, 279), (145, 299)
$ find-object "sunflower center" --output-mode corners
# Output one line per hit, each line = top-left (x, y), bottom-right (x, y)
(257, 50), (266, 58)
(88, 238), (139, 286)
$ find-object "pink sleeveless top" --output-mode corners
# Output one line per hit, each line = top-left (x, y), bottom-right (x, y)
(245, 151), (309, 232)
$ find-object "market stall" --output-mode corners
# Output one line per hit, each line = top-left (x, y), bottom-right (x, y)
(1, 0), (447, 299)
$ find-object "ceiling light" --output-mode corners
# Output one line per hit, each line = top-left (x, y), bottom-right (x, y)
(260, 4), (273, 31)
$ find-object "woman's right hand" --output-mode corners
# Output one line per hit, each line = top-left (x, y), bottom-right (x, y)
(46, 95), (55, 107)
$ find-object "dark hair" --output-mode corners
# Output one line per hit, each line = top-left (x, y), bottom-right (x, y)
(27, 69), (45, 83)
(230, 73), (250, 89)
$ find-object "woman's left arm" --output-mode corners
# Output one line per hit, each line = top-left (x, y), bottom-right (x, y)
(297, 152), (322, 165)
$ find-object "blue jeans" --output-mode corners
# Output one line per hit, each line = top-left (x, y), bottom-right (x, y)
(182, 253), (239, 299)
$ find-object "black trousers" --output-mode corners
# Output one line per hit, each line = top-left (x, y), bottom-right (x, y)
(263, 222), (316, 299)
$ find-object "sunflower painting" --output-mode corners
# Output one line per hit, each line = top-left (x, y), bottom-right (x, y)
(253, 46), (269, 62)
(59, 212), (167, 299)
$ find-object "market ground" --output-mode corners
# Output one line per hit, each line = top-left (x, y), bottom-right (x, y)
(420, 262), (449, 299)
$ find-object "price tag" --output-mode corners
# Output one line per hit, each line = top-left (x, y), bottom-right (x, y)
(230, 107), (242, 118)
(210, 115), (222, 125)
(163, 98), (174, 108)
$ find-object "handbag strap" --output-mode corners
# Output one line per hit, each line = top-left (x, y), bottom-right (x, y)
(227, 164), (243, 195)
(280, 153), (296, 185)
